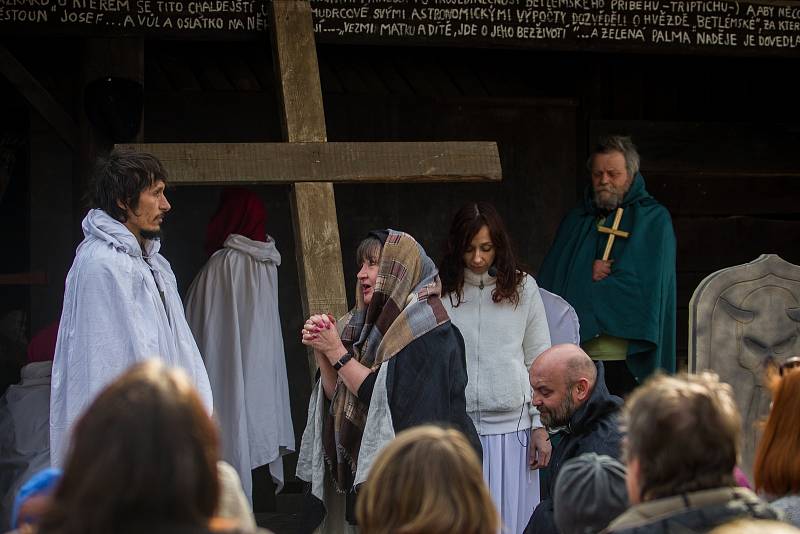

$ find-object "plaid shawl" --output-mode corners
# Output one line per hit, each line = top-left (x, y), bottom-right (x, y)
(323, 230), (450, 492)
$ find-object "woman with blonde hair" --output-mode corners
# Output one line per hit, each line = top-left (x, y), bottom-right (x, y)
(753, 361), (800, 527)
(356, 425), (499, 534)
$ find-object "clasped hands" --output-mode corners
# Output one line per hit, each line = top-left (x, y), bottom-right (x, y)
(301, 314), (346, 365)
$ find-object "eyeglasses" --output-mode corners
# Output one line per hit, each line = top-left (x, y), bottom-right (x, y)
(779, 357), (800, 376)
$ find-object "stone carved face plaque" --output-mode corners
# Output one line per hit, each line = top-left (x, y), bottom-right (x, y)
(690, 255), (800, 480)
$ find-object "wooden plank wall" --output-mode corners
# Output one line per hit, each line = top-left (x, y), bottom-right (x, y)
(326, 96), (577, 299)
(318, 46), (800, 373)
(315, 46), (581, 284)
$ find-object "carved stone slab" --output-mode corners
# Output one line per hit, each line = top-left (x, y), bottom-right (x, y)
(690, 254), (800, 479)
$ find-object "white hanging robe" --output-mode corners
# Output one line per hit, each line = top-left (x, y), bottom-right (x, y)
(185, 234), (295, 502)
(50, 209), (213, 467)
(0, 360), (52, 528)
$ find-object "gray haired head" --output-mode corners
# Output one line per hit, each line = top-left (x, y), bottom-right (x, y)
(587, 135), (640, 178)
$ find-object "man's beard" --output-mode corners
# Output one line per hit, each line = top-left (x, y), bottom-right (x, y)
(593, 176), (633, 211)
(594, 189), (625, 211)
(540, 387), (576, 430)
(141, 229), (162, 241)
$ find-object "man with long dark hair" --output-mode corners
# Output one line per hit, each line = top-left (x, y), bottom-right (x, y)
(50, 148), (212, 467)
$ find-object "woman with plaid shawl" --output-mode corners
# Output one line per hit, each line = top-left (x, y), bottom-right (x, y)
(296, 230), (480, 533)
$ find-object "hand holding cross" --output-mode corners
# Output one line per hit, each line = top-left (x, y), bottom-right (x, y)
(597, 207), (630, 261)
(593, 208), (630, 281)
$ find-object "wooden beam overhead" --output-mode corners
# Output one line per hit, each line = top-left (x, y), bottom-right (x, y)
(0, 45), (78, 150)
(120, 141), (501, 185)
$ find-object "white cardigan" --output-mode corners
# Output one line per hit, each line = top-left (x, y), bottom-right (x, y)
(444, 269), (551, 435)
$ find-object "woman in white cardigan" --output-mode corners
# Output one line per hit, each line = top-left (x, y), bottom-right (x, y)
(440, 202), (552, 534)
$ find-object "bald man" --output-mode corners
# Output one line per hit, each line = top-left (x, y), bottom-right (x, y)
(524, 344), (623, 534)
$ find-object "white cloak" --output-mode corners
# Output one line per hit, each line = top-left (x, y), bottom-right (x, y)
(0, 360), (52, 528)
(185, 234), (295, 502)
(50, 209), (213, 467)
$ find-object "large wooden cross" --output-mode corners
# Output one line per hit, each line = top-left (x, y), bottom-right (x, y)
(121, 1), (501, 378)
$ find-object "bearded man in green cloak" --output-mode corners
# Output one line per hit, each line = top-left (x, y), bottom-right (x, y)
(538, 136), (676, 396)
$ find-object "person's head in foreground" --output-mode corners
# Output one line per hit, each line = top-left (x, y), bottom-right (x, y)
(754, 366), (800, 520)
(554, 453), (628, 534)
(623, 371), (740, 504)
(356, 425), (499, 534)
(38, 360), (220, 534)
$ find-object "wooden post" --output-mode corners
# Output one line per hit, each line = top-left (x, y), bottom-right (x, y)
(270, 0), (348, 380)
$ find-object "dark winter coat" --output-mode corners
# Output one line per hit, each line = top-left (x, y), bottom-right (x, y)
(603, 487), (780, 534)
(525, 361), (623, 534)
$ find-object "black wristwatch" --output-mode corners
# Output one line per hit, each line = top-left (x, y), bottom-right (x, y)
(333, 352), (353, 371)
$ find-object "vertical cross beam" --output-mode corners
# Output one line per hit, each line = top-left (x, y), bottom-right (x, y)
(598, 207), (630, 261)
(269, 1), (348, 380)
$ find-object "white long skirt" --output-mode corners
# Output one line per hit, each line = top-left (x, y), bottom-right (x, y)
(480, 430), (540, 534)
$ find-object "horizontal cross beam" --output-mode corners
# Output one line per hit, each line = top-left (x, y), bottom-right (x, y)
(598, 226), (630, 238)
(119, 141), (501, 185)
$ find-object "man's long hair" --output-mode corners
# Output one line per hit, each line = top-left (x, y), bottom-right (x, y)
(90, 148), (168, 222)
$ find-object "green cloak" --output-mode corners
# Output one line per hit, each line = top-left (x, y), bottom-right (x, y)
(537, 173), (676, 380)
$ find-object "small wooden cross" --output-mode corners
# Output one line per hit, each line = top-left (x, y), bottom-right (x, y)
(597, 207), (630, 261)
